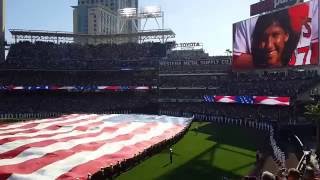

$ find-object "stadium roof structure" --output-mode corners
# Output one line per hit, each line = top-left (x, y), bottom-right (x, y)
(9, 29), (175, 44)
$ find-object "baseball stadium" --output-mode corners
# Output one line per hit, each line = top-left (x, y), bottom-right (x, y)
(0, 0), (319, 179)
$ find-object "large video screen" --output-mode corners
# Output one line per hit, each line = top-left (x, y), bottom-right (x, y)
(233, 0), (319, 70)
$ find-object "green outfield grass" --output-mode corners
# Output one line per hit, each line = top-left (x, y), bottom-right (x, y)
(117, 122), (268, 180)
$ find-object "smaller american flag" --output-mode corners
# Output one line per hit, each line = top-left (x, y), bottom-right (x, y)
(236, 96), (254, 104)
(214, 96), (236, 103)
(203, 95), (215, 102)
(204, 95), (290, 106)
(254, 96), (290, 106)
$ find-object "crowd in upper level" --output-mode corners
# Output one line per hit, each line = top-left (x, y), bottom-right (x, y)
(0, 92), (156, 114)
(159, 69), (319, 98)
(3, 41), (171, 70)
(2, 40), (319, 101)
(0, 70), (157, 86)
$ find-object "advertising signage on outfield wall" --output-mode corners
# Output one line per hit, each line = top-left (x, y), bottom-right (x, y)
(233, 0), (319, 70)
(250, 0), (304, 16)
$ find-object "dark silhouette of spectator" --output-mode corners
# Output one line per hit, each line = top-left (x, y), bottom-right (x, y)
(302, 166), (315, 180)
(256, 150), (261, 163)
(261, 171), (276, 180)
(287, 168), (301, 180)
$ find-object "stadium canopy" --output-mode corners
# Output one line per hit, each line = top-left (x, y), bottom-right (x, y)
(9, 29), (175, 44)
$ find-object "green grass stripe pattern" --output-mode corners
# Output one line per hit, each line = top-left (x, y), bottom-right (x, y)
(118, 122), (266, 180)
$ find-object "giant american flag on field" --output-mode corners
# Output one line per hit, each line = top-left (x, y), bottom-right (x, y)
(0, 114), (191, 180)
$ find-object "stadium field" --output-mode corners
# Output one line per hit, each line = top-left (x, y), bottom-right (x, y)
(118, 122), (268, 180)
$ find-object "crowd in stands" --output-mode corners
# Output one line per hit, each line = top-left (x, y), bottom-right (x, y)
(231, 70), (319, 97)
(159, 75), (229, 88)
(0, 70), (157, 86)
(248, 156), (320, 180)
(4, 41), (319, 100)
(0, 92), (157, 114)
(253, 166), (319, 180)
(2, 41), (318, 128)
(8, 41), (168, 60)
(159, 103), (293, 125)
(1, 57), (160, 71)
(166, 49), (209, 60)
(2, 40), (320, 179)
(159, 69), (319, 98)
(3, 41), (171, 70)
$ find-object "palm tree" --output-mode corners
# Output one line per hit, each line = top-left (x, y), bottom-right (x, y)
(305, 103), (320, 150)
(225, 49), (232, 56)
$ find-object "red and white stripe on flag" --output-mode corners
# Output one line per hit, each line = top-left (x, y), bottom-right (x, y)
(254, 96), (290, 106)
(214, 96), (236, 103)
(0, 114), (191, 180)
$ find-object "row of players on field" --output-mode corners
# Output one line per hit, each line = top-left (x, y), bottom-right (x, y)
(159, 110), (274, 131)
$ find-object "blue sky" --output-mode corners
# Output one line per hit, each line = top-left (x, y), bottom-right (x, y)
(6, 0), (257, 55)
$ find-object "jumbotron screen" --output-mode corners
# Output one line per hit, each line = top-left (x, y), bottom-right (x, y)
(232, 0), (319, 70)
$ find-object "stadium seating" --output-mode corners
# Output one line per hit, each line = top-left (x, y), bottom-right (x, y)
(1, 41), (319, 120)
(0, 70), (158, 86)
(159, 69), (319, 97)
(2, 40), (320, 179)
(4, 41), (170, 70)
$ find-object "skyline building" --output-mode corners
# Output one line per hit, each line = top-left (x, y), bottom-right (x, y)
(0, 0), (5, 61)
(73, 0), (139, 44)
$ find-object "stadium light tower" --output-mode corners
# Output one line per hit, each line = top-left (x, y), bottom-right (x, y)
(118, 6), (165, 33)
(140, 6), (164, 43)
(117, 5), (169, 43)
(118, 8), (139, 33)
(140, 6), (163, 31)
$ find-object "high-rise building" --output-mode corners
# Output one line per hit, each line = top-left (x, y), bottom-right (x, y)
(73, 0), (138, 44)
(0, 0), (5, 62)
